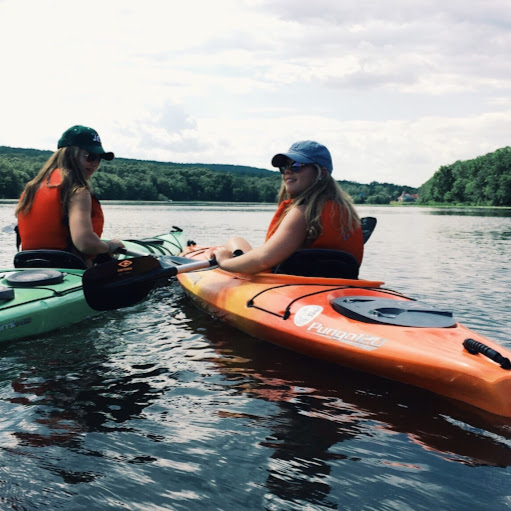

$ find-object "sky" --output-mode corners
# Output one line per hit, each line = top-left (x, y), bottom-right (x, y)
(1, 0), (510, 187)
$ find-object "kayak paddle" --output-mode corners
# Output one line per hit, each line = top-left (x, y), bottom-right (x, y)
(83, 255), (216, 311)
(84, 218), (376, 312)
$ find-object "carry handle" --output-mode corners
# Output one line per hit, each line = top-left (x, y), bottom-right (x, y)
(463, 338), (511, 370)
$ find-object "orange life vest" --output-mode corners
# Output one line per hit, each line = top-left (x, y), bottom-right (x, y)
(265, 199), (364, 264)
(17, 169), (104, 255)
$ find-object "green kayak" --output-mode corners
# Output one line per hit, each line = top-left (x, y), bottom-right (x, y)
(0, 228), (186, 343)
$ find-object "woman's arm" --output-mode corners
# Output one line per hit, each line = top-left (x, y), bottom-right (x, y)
(214, 206), (307, 274)
(68, 189), (123, 255)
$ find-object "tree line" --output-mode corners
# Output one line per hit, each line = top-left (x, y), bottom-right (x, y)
(8, 145), (467, 206)
(418, 146), (511, 206)
(0, 146), (417, 204)
(0, 147), (282, 202)
(4, 144), (510, 206)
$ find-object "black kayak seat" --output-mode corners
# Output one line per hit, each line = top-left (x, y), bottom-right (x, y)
(331, 296), (456, 328)
(273, 249), (360, 279)
(361, 217), (377, 244)
(14, 250), (87, 270)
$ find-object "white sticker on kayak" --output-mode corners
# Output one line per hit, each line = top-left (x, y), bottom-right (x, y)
(294, 305), (323, 326)
(306, 321), (387, 351)
(294, 306), (386, 351)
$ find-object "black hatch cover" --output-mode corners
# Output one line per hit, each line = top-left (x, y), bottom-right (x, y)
(331, 296), (456, 328)
(5, 269), (65, 288)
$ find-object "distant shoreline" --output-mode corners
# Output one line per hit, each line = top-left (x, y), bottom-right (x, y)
(1, 199), (509, 210)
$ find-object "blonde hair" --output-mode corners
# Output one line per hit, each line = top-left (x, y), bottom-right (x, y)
(15, 147), (91, 218)
(277, 165), (360, 245)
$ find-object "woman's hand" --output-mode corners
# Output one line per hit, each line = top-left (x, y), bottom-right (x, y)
(106, 239), (125, 254)
(212, 246), (233, 266)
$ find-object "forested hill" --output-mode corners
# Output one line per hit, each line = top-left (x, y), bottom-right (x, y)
(0, 145), (415, 203)
(418, 146), (511, 206)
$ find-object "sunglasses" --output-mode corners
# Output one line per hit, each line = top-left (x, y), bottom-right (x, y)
(279, 161), (310, 174)
(81, 151), (102, 163)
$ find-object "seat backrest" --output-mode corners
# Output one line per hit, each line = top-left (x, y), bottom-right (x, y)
(361, 217), (377, 244)
(14, 250), (88, 270)
(273, 249), (360, 279)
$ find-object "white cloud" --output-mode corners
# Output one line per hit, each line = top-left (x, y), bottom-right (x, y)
(0, 0), (510, 188)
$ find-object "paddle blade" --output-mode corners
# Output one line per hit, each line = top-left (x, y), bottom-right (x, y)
(82, 256), (215, 311)
(83, 256), (171, 311)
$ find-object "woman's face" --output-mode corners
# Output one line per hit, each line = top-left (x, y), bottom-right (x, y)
(280, 161), (319, 197)
(79, 150), (101, 179)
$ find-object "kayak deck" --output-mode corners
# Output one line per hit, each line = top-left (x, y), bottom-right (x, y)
(0, 268), (91, 341)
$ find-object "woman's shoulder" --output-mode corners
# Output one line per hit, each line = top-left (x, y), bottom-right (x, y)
(47, 168), (64, 185)
(69, 187), (92, 203)
(73, 186), (91, 195)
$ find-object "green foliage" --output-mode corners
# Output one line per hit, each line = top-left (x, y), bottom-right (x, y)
(0, 146), (415, 204)
(418, 147), (511, 206)
(340, 180), (409, 205)
(0, 147), (47, 199)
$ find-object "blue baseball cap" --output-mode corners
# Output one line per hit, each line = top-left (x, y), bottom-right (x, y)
(271, 140), (333, 173)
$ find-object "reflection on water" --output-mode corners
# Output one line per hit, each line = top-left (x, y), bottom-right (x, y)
(0, 203), (510, 510)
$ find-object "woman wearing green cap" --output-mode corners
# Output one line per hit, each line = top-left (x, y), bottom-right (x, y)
(15, 125), (124, 266)
(212, 140), (364, 275)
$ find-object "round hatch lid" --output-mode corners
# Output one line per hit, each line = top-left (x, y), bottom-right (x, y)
(5, 269), (65, 288)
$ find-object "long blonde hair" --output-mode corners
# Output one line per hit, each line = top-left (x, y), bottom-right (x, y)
(277, 165), (361, 245)
(15, 147), (91, 217)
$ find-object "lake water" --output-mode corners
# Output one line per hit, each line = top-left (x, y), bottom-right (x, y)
(0, 202), (510, 511)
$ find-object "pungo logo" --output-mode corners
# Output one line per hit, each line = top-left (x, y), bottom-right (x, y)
(294, 305), (323, 326)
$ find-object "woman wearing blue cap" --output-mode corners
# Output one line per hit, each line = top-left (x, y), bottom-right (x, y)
(212, 140), (364, 275)
(15, 125), (124, 266)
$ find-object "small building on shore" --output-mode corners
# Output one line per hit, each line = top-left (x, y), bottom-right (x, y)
(397, 191), (419, 202)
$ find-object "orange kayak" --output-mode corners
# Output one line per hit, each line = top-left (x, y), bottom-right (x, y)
(177, 247), (511, 418)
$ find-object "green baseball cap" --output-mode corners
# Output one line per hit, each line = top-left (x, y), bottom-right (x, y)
(57, 125), (114, 160)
